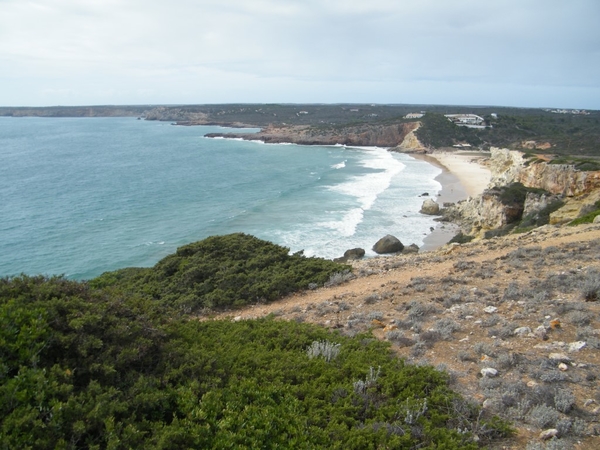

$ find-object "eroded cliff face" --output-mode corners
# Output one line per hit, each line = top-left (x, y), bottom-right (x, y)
(488, 148), (600, 197)
(143, 107), (209, 123)
(446, 148), (600, 234)
(394, 123), (427, 153)
(445, 192), (519, 236)
(205, 122), (420, 148)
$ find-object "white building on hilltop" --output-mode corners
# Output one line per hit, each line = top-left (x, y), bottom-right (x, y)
(405, 113), (424, 119)
(444, 114), (486, 128)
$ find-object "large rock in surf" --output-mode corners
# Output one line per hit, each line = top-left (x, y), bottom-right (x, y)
(333, 247), (366, 263)
(403, 243), (419, 254)
(420, 199), (440, 215)
(372, 235), (404, 254)
(344, 248), (365, 260)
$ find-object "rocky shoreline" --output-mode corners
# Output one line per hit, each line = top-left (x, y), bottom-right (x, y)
(204, 121), (422, 148)
(205, 127), (600, 260)
(204, 124), (495, 257)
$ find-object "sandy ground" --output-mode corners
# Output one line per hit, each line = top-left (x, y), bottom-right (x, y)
(427, 150), (492, 198)
(414, 151), (491, 251)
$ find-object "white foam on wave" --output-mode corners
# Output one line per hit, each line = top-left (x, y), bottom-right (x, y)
(318, 207), (364, 237)
(328, 148), (404, 210)
(331, 160), (346, 169)
(319, 148), (405, 237)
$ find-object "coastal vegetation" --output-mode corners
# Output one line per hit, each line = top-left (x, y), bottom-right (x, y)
(3, 104), (600, 447)
(416, 112), (600, 156)
(0, 234), (513, 448)
(3, 104), (599, 156)
(91, 233), (349, 314)
(568, 200), (600, 226)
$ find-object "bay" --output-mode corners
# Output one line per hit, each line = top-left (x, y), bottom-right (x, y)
(0, 117), (441, 280)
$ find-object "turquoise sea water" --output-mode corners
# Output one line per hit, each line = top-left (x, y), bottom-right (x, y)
(0, 117), (442, 280)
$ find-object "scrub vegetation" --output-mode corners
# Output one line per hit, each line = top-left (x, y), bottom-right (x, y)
(0, 234), (511, 448)
(91, 233), (349, 314)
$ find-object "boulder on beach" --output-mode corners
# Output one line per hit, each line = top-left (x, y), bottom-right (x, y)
(403, 243), (419, 254)
(372, 235), (404, 254)
(333, 247), (365, 263)
(344, 248), (365, 260)
(420, 199), (440, 215)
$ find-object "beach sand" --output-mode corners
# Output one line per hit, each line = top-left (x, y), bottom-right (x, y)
(414, 151), (492, 251)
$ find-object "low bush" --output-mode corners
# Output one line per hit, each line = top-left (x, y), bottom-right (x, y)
(527, 405), (561, 429)
(0, 276), (514, 448)
(448, 232), (474, 245)
(92, 233), (350, 313)
(581, 270), (600, 301)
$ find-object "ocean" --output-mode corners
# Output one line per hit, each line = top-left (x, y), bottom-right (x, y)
(0, 117), (442, 280)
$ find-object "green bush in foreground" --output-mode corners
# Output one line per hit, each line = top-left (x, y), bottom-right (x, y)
(1, 275), (512, 449)
(92, 233), (349, 313)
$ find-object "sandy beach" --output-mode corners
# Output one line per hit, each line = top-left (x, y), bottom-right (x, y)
(414, 151), (492, 251)
(427, 151), (492, 198)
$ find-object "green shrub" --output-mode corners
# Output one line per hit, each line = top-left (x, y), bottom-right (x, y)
(498, 183), (546, 207)
(0, 277), (513, 448)
(448, 232), (473, 244)
(549, 157), (600, 171)
(92, 233), (349, 313)
(568, 201), (600, 225)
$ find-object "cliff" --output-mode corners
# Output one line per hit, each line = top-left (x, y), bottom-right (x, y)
(445, 148), (600, 235)
(489, 148), (600, 197)
(142, 106), (210, 123)
(205, 122), (420, 148)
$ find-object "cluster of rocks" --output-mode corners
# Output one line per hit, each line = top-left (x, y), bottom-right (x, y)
(333, 194), (444, 263)
(334, 234), (419, 263)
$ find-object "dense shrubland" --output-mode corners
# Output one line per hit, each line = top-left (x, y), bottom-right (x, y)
(91, 233), (348, 314)
(416, 112), (600, 156)
(1, 234), (512, 448)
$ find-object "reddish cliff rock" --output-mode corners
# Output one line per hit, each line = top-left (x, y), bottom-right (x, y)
(205, 122), (419, 148)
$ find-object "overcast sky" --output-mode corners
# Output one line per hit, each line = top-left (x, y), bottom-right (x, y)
(1, 0), (598, 109)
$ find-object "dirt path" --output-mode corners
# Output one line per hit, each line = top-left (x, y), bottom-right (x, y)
(205, 223), (600, 449)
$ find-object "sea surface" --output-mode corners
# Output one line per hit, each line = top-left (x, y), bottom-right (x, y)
(0, 117), (442, 280)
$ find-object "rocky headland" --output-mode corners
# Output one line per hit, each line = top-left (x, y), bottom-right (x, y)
(205, 121), (423, 148)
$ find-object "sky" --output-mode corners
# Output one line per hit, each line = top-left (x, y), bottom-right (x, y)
(1, 0), (599, 109)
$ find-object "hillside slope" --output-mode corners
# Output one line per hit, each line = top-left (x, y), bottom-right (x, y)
(209, 223), (600, 449)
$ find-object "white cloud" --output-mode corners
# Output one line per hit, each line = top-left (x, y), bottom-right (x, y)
(0, 0), (598, 107)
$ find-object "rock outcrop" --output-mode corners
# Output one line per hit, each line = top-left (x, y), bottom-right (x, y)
(445, 148), (600, 235)
(403, 243), (420, 254)
(420, 199), (440, 215)
(549, 189), (600, 224)
(488, 148), (600, 197)
(444, 190), (522, 236)
(205, 122), (420, 148)
(344, 248), (366, 260)
(372, 235), (404, 254)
